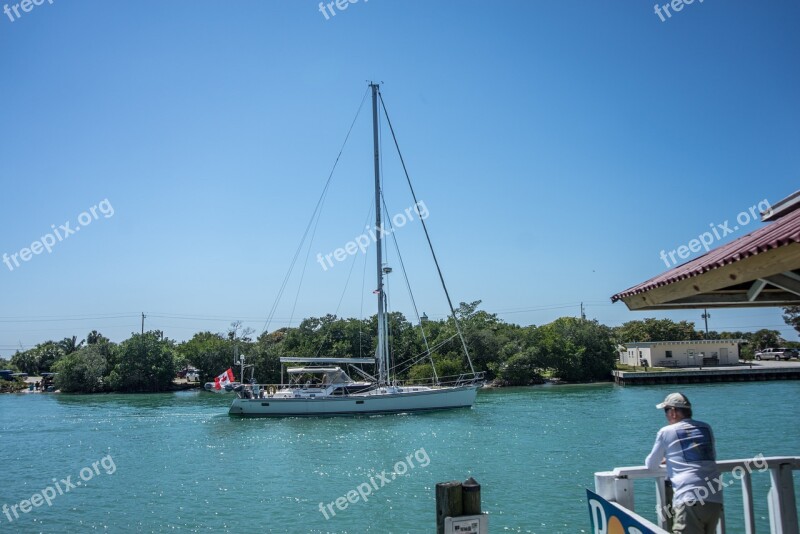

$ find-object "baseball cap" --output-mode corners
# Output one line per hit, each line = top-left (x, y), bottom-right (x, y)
(656, 392), (691, 409)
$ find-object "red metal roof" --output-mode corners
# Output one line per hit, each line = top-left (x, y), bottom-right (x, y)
(611, 206), (800, 302)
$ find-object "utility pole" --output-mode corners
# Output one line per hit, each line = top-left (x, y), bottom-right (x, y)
(580, 302), (586, 321)
(141, 312), (146, 334)
(701, 309), (710, 336)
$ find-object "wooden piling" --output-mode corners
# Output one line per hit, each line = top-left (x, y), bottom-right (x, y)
(462, 477), (482, 515)
(435, 481), (463, 534)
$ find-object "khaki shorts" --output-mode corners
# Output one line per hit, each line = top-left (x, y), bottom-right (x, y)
(672, 502), (723, 534)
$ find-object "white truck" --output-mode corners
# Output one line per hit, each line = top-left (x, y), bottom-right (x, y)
(754, 347), (798, 360)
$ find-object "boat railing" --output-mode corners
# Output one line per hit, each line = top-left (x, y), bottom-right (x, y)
(234, 383), (294, 398)
(234, 372), (486, 398)
(235, 381), (375, 398)
(594, 456), (800, 533)
(392, 372), (485, 388)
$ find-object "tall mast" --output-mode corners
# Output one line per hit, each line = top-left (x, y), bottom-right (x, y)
(371, 82), (388, 386)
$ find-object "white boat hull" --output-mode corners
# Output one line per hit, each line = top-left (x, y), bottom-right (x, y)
(228, 385), (479, 417)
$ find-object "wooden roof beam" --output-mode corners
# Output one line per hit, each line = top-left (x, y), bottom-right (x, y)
(748, 279), (767, 302)
(620, 243), (800, 310)
(764, 273), (800, 297)
(638, 290), (800, 310)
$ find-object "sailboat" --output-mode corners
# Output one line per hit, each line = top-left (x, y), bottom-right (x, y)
(229, 83), (484, 417)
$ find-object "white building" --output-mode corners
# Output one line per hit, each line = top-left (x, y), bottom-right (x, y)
(620, 340), (744, 367)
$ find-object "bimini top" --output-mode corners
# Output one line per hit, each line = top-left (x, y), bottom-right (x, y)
(285, 367), (356, 385)
(286, 367), (343, 374)
(280, 357), (374, 364)
(611, 190), (800, 310)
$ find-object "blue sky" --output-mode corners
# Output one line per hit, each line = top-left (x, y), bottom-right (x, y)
(1, 0), (798, 354)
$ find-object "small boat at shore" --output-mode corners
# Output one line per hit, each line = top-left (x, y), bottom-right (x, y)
(204, 381), (240, 393)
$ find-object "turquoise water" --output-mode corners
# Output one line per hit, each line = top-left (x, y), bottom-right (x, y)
(1, 382), (799, 533)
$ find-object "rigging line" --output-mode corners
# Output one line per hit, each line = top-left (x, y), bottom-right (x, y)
(358, 203), (373, 360)
(359, 200), (376, 359)
(288, 192), (326, 329)
(391, 352), (434, 377)
(380, 193), (437, 382)
(336, 198), (375, 317)
(379, 92), (475, 375)
(312, 208), (371, 359)
(385, 291), (394, 383)
(391, 334), (459, 375)
(261, 86), (370, 334)
(312, 188), (374, 358)
(291, 88), (374, 328)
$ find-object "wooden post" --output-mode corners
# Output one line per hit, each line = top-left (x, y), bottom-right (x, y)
(436, 481), (463, 534)
(462, 477), (481, 515)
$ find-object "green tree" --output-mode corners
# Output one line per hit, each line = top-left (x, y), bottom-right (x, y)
(250, 329), (287, 385)
(408, 356), (463, 384)
(11, 342), (65, 374)
(782, 306), (800, 336)
(228, 321), (255, 343)
(536, 317), (616, 381)
(749, 329), (783, 350)
(107, 331), (176, 392)
(613, 318), (700, 343)
(36, 342), (66, 372)
(176, 332), (234, 384)
(499, 349), (544, 386)
(86, 330), (110, 345)
(10, 350), (38, 375)
(453, 301), (505, 378)
(53, 345), (108, 393)
(59, 336), (85, 355)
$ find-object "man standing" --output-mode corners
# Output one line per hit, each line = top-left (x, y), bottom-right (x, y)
(645, 392), (723, 533)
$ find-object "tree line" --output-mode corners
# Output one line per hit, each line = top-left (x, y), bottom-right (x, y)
(1, 302), (798, 393)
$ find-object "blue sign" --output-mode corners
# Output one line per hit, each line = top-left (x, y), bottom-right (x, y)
(586, 489), (666, 534)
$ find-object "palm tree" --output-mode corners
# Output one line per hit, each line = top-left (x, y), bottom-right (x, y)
(59, 336), (85, 355)
(87, 330), (108, 345)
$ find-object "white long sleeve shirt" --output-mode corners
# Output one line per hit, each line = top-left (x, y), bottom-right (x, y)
(645, 418), (723, 505)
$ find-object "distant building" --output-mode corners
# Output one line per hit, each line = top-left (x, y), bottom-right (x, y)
(620, 340), (744, 367)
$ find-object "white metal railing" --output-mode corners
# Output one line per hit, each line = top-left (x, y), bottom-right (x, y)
(594, 456), (800, 534)
(392, 372), (485, 388)
(232, 372), (486, 399)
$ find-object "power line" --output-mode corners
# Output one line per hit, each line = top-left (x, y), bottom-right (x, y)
(0, 314), (138, 323)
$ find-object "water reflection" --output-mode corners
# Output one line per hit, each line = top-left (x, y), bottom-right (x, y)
(54, 389), (231, 412)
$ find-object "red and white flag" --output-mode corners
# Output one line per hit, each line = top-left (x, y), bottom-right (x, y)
(214, 368), (235, 390)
